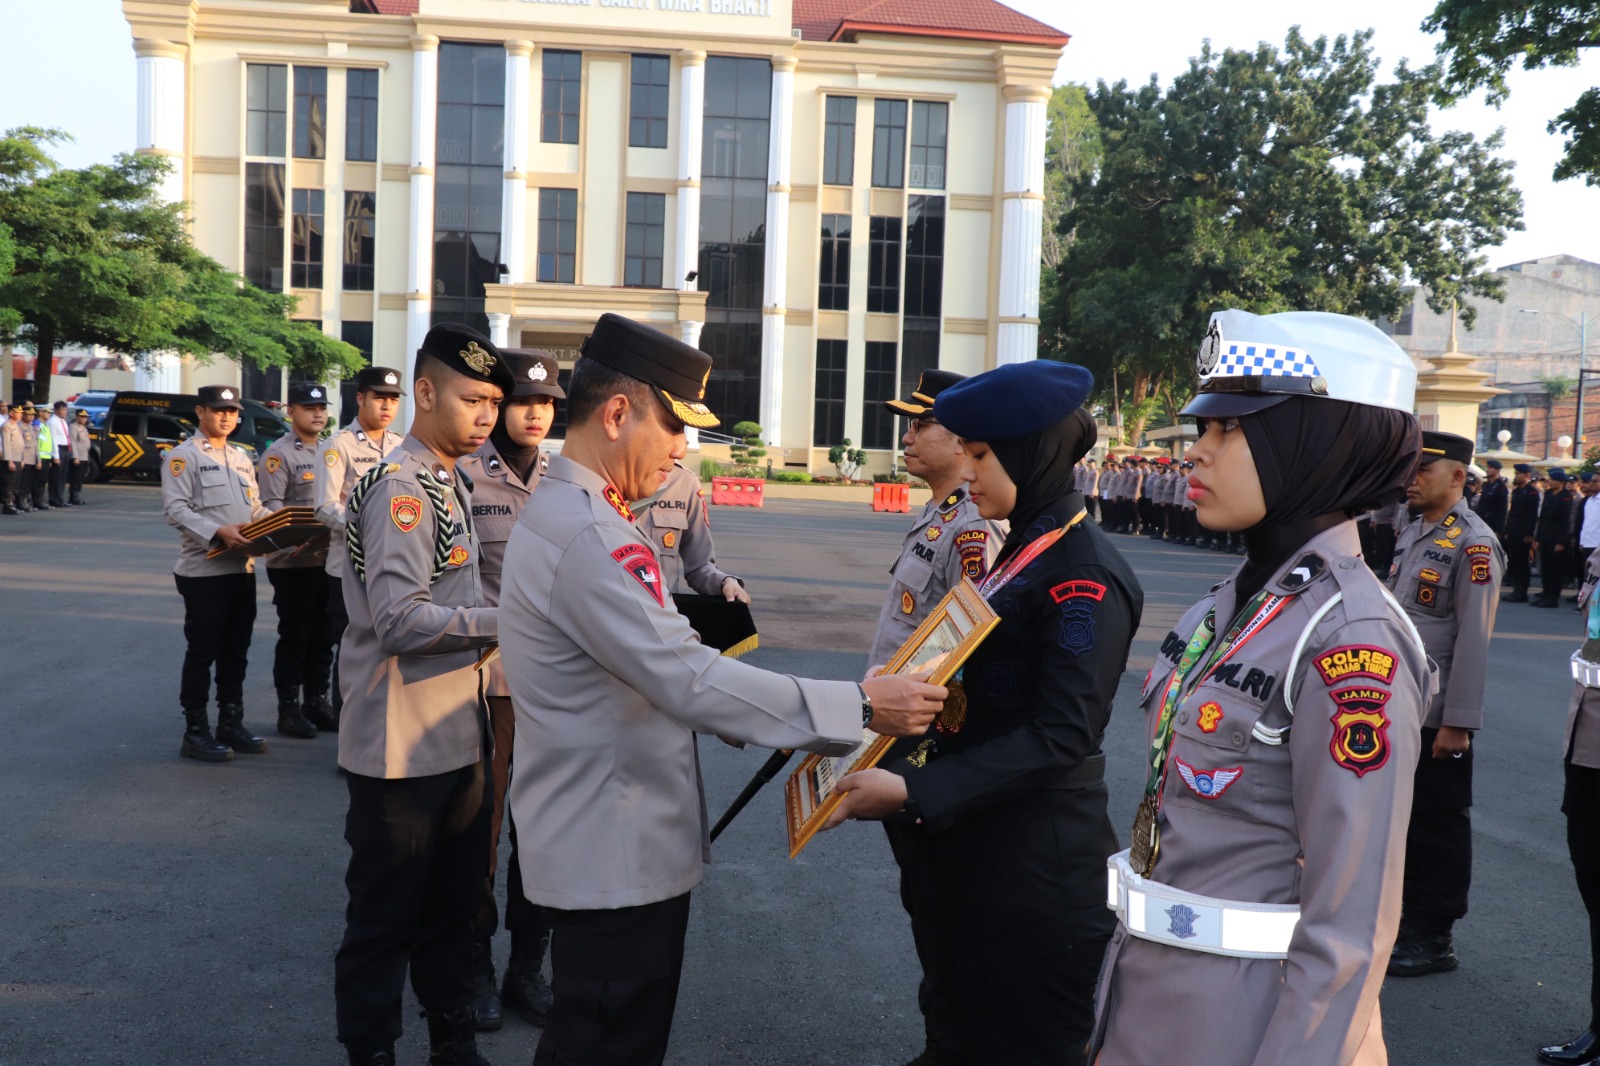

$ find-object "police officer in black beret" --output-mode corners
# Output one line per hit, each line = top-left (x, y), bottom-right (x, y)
(1505, 462), (1541, 602)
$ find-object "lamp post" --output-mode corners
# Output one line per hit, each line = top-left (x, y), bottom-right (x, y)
(1523, 308), (1591, 446)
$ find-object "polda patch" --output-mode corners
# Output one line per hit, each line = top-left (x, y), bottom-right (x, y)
(1329, 686), (1392, 777)
(264, 455), (281, 474)
(612, 543), (664, 606)
(168, 457), (185, 477)
(1314, 645), (1398, 686)
(390, 494), (424, 533)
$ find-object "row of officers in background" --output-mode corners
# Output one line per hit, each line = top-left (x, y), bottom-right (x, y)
(1, 399), (94, 513)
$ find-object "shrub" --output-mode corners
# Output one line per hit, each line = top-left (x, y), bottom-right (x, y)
(767, 470), (812, 483)
(827, 438), (867, 481)
(729, 421), (767, 466)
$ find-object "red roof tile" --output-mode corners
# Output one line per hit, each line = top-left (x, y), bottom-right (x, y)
(794, 0), (1067, 46)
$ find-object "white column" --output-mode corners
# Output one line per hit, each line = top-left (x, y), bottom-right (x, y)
(996, 87), (1048, 365)
(406, 36), (440, 381)
(502, 41), (532, 285)
(134, 39), (187, 391)
(679, 319), (704, 450)
(674, 52), (706, 293)
(758, 56), (796, 446)
(487, 313), (511, 348)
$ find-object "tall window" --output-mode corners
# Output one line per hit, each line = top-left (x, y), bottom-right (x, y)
(343, 191), (376, 291)
(433, 43), (504, 333)
(542, 51), (582, 144)
(818, 214), (851, 311)
(339, 321), (374, 427)
(867, 216), (901, 314)
(293, 67), (328, 159)
(872, 99), (907, 188)
(823, 96), (856, 186)
(624, 192), (666, 288)
(903, 196), (944, 319)
(538, 189), (578, 284)
(244, 163), (285, 290)
(862, 341), (898, 449)
(290, 188), (324, 289)
(346, 68), (379, 162)
(814, 339), (847, 446)
(698, 57), (771, 425)
(630, 55), (670, 149)
(909, 101), (948, 190)
(246, 64), (287, 156)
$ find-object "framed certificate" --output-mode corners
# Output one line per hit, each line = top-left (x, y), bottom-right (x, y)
(784, 578), (1000, 858)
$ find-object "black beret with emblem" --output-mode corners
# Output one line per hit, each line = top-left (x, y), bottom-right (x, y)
(579, 313), (718, 429)
(502, 348), (566, 400)
(288, 382), (331, 406)
(196, 384), (244, 411)
(1417, 430), (1474, 466)
(416, 323), (515, 394)
(886, 369), (965, 418)
(356, 365), (407, 397)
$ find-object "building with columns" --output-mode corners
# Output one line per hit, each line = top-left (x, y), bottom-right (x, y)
(121, 0), (1065, 466)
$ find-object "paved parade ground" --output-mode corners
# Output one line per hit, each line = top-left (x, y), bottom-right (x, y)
(0, 482), (1592, 1064)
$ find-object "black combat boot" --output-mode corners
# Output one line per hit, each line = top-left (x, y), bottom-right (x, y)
(423, 1006), (492, 1066)
(276, 692), (317, 738)
(1386, 927), (1458, 976)
(303, 689), (339, 732)
(500, 931), (554, 1026)
(468, 939), (503, 1031)
(215, 703), (268, 754)
(345, 1042), (397, 1066)
(179, 707), (233, 763)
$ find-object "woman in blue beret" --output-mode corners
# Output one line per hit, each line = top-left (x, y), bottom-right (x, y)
(828, 360), (1145, 1065)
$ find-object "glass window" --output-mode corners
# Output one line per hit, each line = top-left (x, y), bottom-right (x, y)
(630, 55), (670, 149)
(343, 191), (376, 291)
(542, 51), (582, 144)
(346, 68), (379, 162)
(109, 413), (139, 437)
(624, 192), (666, 288)
(909, 101), (947, 190)
(871, 99), (907, 188)
(244, 162), (286, 290)
(538, 188), (578, 284)
(147, 415), (191, 441)
(290, 188), (325, 289)
(862, 341), (897, 449)
(293, 67), (328, 159)
(823, 96), (856, 186)
(240, 362), (285, 404)
(433, 43), (504, 334)
(867, 215), (901, 314)
(339, 321), (374, 427)
(818, 214), (851, 311)
(904, 195), (944, 318)
(246, 63), (287, 157)
(813, 339), (847, 447)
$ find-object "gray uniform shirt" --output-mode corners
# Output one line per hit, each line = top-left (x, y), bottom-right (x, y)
(160, 437), (270, 577)
(19, 422), (37, 466)
(868, 486), (1004, 669)
(258, 434), (326, 570)
(316, 422), (405, 581)
(69, 424), (91, 463)
(634, 463), (733, 597)
(457, 439), (547, 699)
(500, 454), (863, 910)
(1, 419), (23, 463)
(1389, 498), (1505, 731)
(336, 436), (497, 779)
(1096, 522), (1432, 1066)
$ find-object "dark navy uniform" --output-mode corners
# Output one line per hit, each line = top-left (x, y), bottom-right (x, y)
(1505, 465), (1541, 599)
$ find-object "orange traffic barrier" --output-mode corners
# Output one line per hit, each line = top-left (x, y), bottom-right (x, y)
(872, 482), (911, 513)
(711, 476), (765, 507)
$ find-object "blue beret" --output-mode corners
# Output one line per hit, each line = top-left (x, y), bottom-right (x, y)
(932, 361), (1094, 441)
(1514, 463), (1533, 474)
(1550, 469), (1572, 482)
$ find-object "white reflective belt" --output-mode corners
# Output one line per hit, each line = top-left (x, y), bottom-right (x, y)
(1105, 850), (1300, 960)
(1572, 653), (1600, 690)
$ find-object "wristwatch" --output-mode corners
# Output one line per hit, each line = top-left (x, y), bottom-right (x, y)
(859, 685), (873, 728)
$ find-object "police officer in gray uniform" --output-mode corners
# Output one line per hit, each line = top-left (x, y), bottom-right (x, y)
(68, 408), (91, 504)
(258, 383), (333, 739)
(634, 462), (748, 600)
(161, 385), (273, 762)
(333, 324), (511, 1066)
(1094, 310), (1433, 1066)
(456, 348), (562, 1031)
(315, 365), (406, 731)
(1386, 430), (1505, 976)
(16, 405), (38, 512)
(1, 401), (23, 515)
(498, 313), (947, 1066)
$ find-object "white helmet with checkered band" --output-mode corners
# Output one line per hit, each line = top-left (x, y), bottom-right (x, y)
(1181, 308), (1417, 418)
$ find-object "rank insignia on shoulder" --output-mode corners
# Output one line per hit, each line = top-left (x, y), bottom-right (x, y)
(1443, 514), (1457, 528)
(446, 544), (469, 568)
(1329, 687), (1392, 777)
(325, 450), (340, 468)
(168, 457), (185, 477)
(391, 495), (424, 533)
(940, 508), (959, 523)
(662, 530), (677, 550)
(1174, 756), (1242, 800)
(603, 484), (636, 522)
(1280, 553), (1326, 590)
(612, 543), (664, 606)
(1198, 701), (1224, 733)
(1314, 645), (1398, 686)
(265, 455), (281, 474)
(944, 493), (960, 507)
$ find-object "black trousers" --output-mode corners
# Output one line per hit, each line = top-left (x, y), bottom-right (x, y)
(335, 763), (490, 1047)
(266, 566), (334, 697)
(884, 819), (962, 1058)
(28, 463), (47, 508)
(1402, 727), (1474, 934)
(328, 575), (349, 711)
(1563, 759), (1600, 1032)
(173, 572), (257, 712)
(534, 893), (692, 1066)
(1370, 524), (1398, 578)
(1506, 533), (1533, 591)
(1542, 542), (1569, 600)
(68, 458), (85, 501)
(48, 452), (65, 504)
(474, 694), (547, 942)
(0, 461), (14, 507)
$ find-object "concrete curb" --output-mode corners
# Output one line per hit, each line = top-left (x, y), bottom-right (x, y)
(699, 479), (934, 506)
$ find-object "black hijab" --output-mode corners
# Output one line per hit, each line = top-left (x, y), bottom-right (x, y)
(1231, 396), (1421, 604)
(990, 407), (1098, 563)
(489, 413), (542, 485)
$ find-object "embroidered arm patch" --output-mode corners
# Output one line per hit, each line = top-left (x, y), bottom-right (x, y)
(1465, 543), (1492, 584)
(390, 495), (424, 533)
(1329, 687), (1393, 777)
(1059, 601), (1098, 654)
(613, 543), (664, 606)
(1314, 645), (1397, 685)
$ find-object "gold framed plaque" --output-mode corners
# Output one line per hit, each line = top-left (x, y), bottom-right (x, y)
(784, 578), (1000, 858)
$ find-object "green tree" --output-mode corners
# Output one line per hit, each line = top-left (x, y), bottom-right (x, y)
(1426, 0), (1600, 185)
(1053, 29), (1524, 445)
(1039, 84), (1103, 362)
(0, 128), (359, 402)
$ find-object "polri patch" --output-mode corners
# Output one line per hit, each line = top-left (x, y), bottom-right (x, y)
(1198, 702), (1224, 733)
(1174, 756), (1243, 800)
(662, 530), (677, 550)
(446, 544), (469, 568)
(961, 546), (986, 581)
(390, 495), (424, 533)
(611, 543), (664, 606)
(1315, 645), (1398, 686)
(1329, 687), (1392, 777)
(1050, 579), (1107, 603)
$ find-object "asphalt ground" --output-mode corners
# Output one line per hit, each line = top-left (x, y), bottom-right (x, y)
(0, 482), (1592, 1065)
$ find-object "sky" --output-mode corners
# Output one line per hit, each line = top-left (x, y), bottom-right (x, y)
(1, 0), (1595, 270)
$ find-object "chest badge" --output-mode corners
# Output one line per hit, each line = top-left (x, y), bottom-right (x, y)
(1174, 755), (1243, 800)
(301, 469), (315, 481)
(1197, 702), (1224, 733)
(940, 508), (959, 523)
(1418, 567), (1441, 583)
(446, 544), (470, 568)
(925, 525), (944, 542)
(901, 591), (915, 615)
(662, 530), (677, 550)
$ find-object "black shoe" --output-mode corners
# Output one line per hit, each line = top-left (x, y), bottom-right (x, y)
(216, 704), (268, 754)
(303, 691), (339, 732)
(1503, 590), (1529, 603)
(1539, 1029), (1600, 1065)
(1386, 931), (1458, 976)
(69, 498), (84, 505)
(423, 1005), (492, 1066)
(345, 1043), (397, 1066)
(901, 1047), (963, 1066)
(469, 939), (502, 1032)
(1533, 597), (1561, 608)
(501, 934), (553, 1026)
(1, 506), (15, 515)
(275, 695), (316, 739)
(180, 727), (234, 762)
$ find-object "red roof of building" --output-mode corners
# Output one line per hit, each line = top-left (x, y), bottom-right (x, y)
(793, 0), (1067, 46)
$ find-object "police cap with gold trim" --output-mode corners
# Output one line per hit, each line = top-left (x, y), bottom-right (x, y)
(1418, 430), (1474, 466)
(502, 348), (566, 400)
(417, 323), (514, 394)
(579, 312), (718, 429)
(886, 369), (965, 418)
